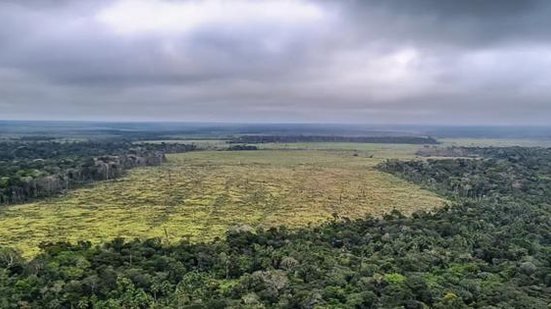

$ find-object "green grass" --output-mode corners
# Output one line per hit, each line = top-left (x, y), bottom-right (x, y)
(0, 149), (445, 257)
(138, 139), (425, 155)
(256, 142), (422, 159)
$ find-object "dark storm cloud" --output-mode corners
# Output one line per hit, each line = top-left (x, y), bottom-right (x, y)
(0, 0), (550, 124)
(349, 0), (551, 42)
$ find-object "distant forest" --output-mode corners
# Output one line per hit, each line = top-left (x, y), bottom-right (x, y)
(230, 135), (439, 145)
(0, 146), (549, 307)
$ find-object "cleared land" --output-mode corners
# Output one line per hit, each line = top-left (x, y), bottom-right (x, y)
(257, 142), (424, 159)
(0, 149), (445, 256)
(140, 139), (429, 157)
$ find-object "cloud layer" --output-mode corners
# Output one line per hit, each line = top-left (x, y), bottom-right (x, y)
(1, 0), (550, 124)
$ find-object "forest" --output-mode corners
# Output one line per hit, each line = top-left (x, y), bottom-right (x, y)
(0, 146), (549, 308)
(229, 135), (439, 145)
(0, 141), (196, 204)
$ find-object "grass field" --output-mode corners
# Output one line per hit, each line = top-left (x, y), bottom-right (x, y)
(141, 137), (551, 152)
(140, 139), (428, 157)
(0, 149), (445, 257)
(256, 142), (424, 158)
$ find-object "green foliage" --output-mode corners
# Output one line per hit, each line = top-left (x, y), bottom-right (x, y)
(0, 140), (195, 204)
(384, 273), (406, 285)
(0, 146), (549, 307)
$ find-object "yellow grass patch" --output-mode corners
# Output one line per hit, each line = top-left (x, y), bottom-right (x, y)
(0, 150), (445, 257)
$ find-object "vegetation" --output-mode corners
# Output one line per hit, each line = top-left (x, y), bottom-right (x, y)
(0, 150), (443, 257)
(256, 143), (421, 159)
(391, 147), (551, 199)
(438, 138), (551, 148)
(0, 141), (195, 204)
(0, 146), (549, 307)
(227, 144), (258, 151)
(230, 135), (439, 145)
(138, 140), (230, 150)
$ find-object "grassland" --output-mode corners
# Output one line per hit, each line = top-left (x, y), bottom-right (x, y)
(140, 139), (428, 157)
(256, 142), (424, 159)
(140, 137), (551, 150)
(0, 148), (445, 257)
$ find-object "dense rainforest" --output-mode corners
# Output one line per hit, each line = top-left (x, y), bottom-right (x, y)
(0, 141), (196, 204)
(0, 146), (548, 307)
(382, 147), (551, 200)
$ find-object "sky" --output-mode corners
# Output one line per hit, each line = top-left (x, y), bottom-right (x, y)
(0, 0), (550, 125)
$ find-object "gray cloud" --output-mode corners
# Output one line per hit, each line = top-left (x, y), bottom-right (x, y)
(346, 0), (551, 46)
(0, 0), (550, 125)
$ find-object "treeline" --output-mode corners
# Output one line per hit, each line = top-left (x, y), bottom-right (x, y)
(227, 144), (258, 151)
(230, 135), (439, 144)
(381, 147), (551, 200)
(415, 145), (549, 159)
(0, 146), (549, 307)
(0, 141), (196, 204)
(416, 146), (478, 157)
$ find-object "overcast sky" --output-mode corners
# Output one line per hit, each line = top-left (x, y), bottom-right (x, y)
(1, 0), (550, 125)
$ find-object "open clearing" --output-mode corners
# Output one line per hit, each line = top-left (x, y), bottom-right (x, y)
(0, 149), (445, 256)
